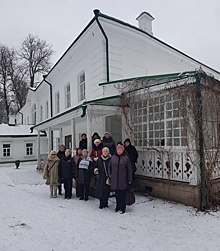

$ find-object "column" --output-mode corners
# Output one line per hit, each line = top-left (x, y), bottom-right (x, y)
(48, 127), (51, 153)
(86, 109), (92, 151)
(71, 118), (76, 151)
(37, 130), (41, 170)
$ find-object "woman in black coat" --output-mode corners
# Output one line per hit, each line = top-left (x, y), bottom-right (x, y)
(57, 144), (66, 195)
(94, 147), (111, 209)
(124, 138), (138, 180)
(102, 132), (116, 155)
(76, 149), (93, 201)
(61, 149), (76, 199)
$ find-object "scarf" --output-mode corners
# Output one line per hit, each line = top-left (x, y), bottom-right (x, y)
(79, 156), (91, 170)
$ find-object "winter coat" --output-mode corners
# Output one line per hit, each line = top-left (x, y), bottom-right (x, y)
(57, 150), (65, 178)
(125, 144), (138, 173)
(94, 155), (111, 199)
(73, 153), (82, 165)
(79, 139), (87, 150)
(90, 144), (103, 162)
(76, 156), (93, 184)
(108, 153), (133, 190)
(102, 136), (116, 155)
(43, 156), (60, 185)
(61, 155), (76, 179)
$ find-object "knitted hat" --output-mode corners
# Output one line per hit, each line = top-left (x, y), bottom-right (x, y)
(82, 149), (88, 153)
(94, 139), (101, 144)
(116, 144), (125, 152)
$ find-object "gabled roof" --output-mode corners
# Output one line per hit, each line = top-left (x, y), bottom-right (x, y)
(32, 10), (220, 93)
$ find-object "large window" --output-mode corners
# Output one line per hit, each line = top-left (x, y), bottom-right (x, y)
(133, 94), (187, 147)
(55, 91), (60, 114)
(3, 143), (11, 157)
(65, 83), (71, 108)
(26, 143), (33, 156)
(78, 72), (85, 101)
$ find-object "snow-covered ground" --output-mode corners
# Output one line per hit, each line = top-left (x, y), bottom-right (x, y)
(0, 165), (220, 251)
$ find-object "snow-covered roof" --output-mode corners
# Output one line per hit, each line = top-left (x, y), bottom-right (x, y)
(0, 124), (46, 137)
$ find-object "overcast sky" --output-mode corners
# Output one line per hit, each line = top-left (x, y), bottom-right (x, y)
(1, 0), (220, 72)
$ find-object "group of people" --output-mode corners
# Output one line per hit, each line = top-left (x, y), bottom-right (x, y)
(43, 132), (138, 214)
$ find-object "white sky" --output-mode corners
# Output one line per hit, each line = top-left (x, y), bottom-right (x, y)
(1, 0), (220, 72)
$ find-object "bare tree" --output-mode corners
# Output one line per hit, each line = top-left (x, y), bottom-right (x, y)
(0, 45), (14, 123)
(18, 34), (54, 87)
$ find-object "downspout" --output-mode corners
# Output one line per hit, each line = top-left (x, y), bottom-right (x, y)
(43, 75), (53, 150)
(196, 72), (206, 210)
(43, 75), (53, 117)
(93, 9), (109, 82)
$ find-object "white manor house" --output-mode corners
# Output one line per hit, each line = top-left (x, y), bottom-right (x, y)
(5, 10), (220, 208)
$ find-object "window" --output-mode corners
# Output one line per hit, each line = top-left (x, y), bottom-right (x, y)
(32, 104), (36, 125)
(26, 143), (33, 156)
(65, 83), (71, 108)
(45, 101), (49, 119)
(3, 144), (11, 157)
(40, 105), (43, 122)
(55, 91), (60, 114)
(78, 72), (85, 101)
(133, 94), (187, 147)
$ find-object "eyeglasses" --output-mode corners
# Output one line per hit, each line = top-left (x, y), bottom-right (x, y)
(51, 154), (56, 156)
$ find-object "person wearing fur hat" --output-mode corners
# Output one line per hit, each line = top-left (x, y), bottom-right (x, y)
(108, 144), (133, 214)
(43, 150), (60, 198)
(102, 132), (116, 155)
(61, 149), (76, 199)
(124, 138), (139, 181)
(94, 147), (111, 209)
(90, 139), (103, 162)
(76, 149), (93, 201)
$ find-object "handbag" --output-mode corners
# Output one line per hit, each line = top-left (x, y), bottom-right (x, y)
(125, 188), (135, 206)
(103, 161), (111, 186)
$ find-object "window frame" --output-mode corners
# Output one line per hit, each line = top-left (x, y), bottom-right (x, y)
(78, 72), (85, 102)
(65, 83), (71, 109)
(2, 143), (11, 158)
(25, 142), (34, 156)
(55, 91), (60, 114)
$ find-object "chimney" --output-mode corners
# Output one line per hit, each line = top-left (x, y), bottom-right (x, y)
(136, 12), (154, 36)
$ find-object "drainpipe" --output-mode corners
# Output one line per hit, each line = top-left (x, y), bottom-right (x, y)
(196, 72), (206, 210)
(18, 111), (23, 124)
(43, 75), (53, 150)
(43, 75), (53, 117)
(93, 9), (109, 82)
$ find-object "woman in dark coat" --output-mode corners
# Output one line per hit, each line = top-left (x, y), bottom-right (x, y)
(108, 144), (133, 214)
(57, 144), (66, 195)
(76, 149), (93, 201)
(79, 133), (87, 150)
(94, 147), (111, 209)
(102, 132), (116, 155)
(61, 149), (76, 199)
(124, 138), (139, 181)
(73, 148), (82, 197)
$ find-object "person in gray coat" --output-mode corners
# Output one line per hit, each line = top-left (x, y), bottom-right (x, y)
(108, 144), (133, 214)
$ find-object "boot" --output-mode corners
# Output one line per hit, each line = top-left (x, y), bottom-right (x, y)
(50, 185), (53, 198)
(53, 185), (57, 198)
